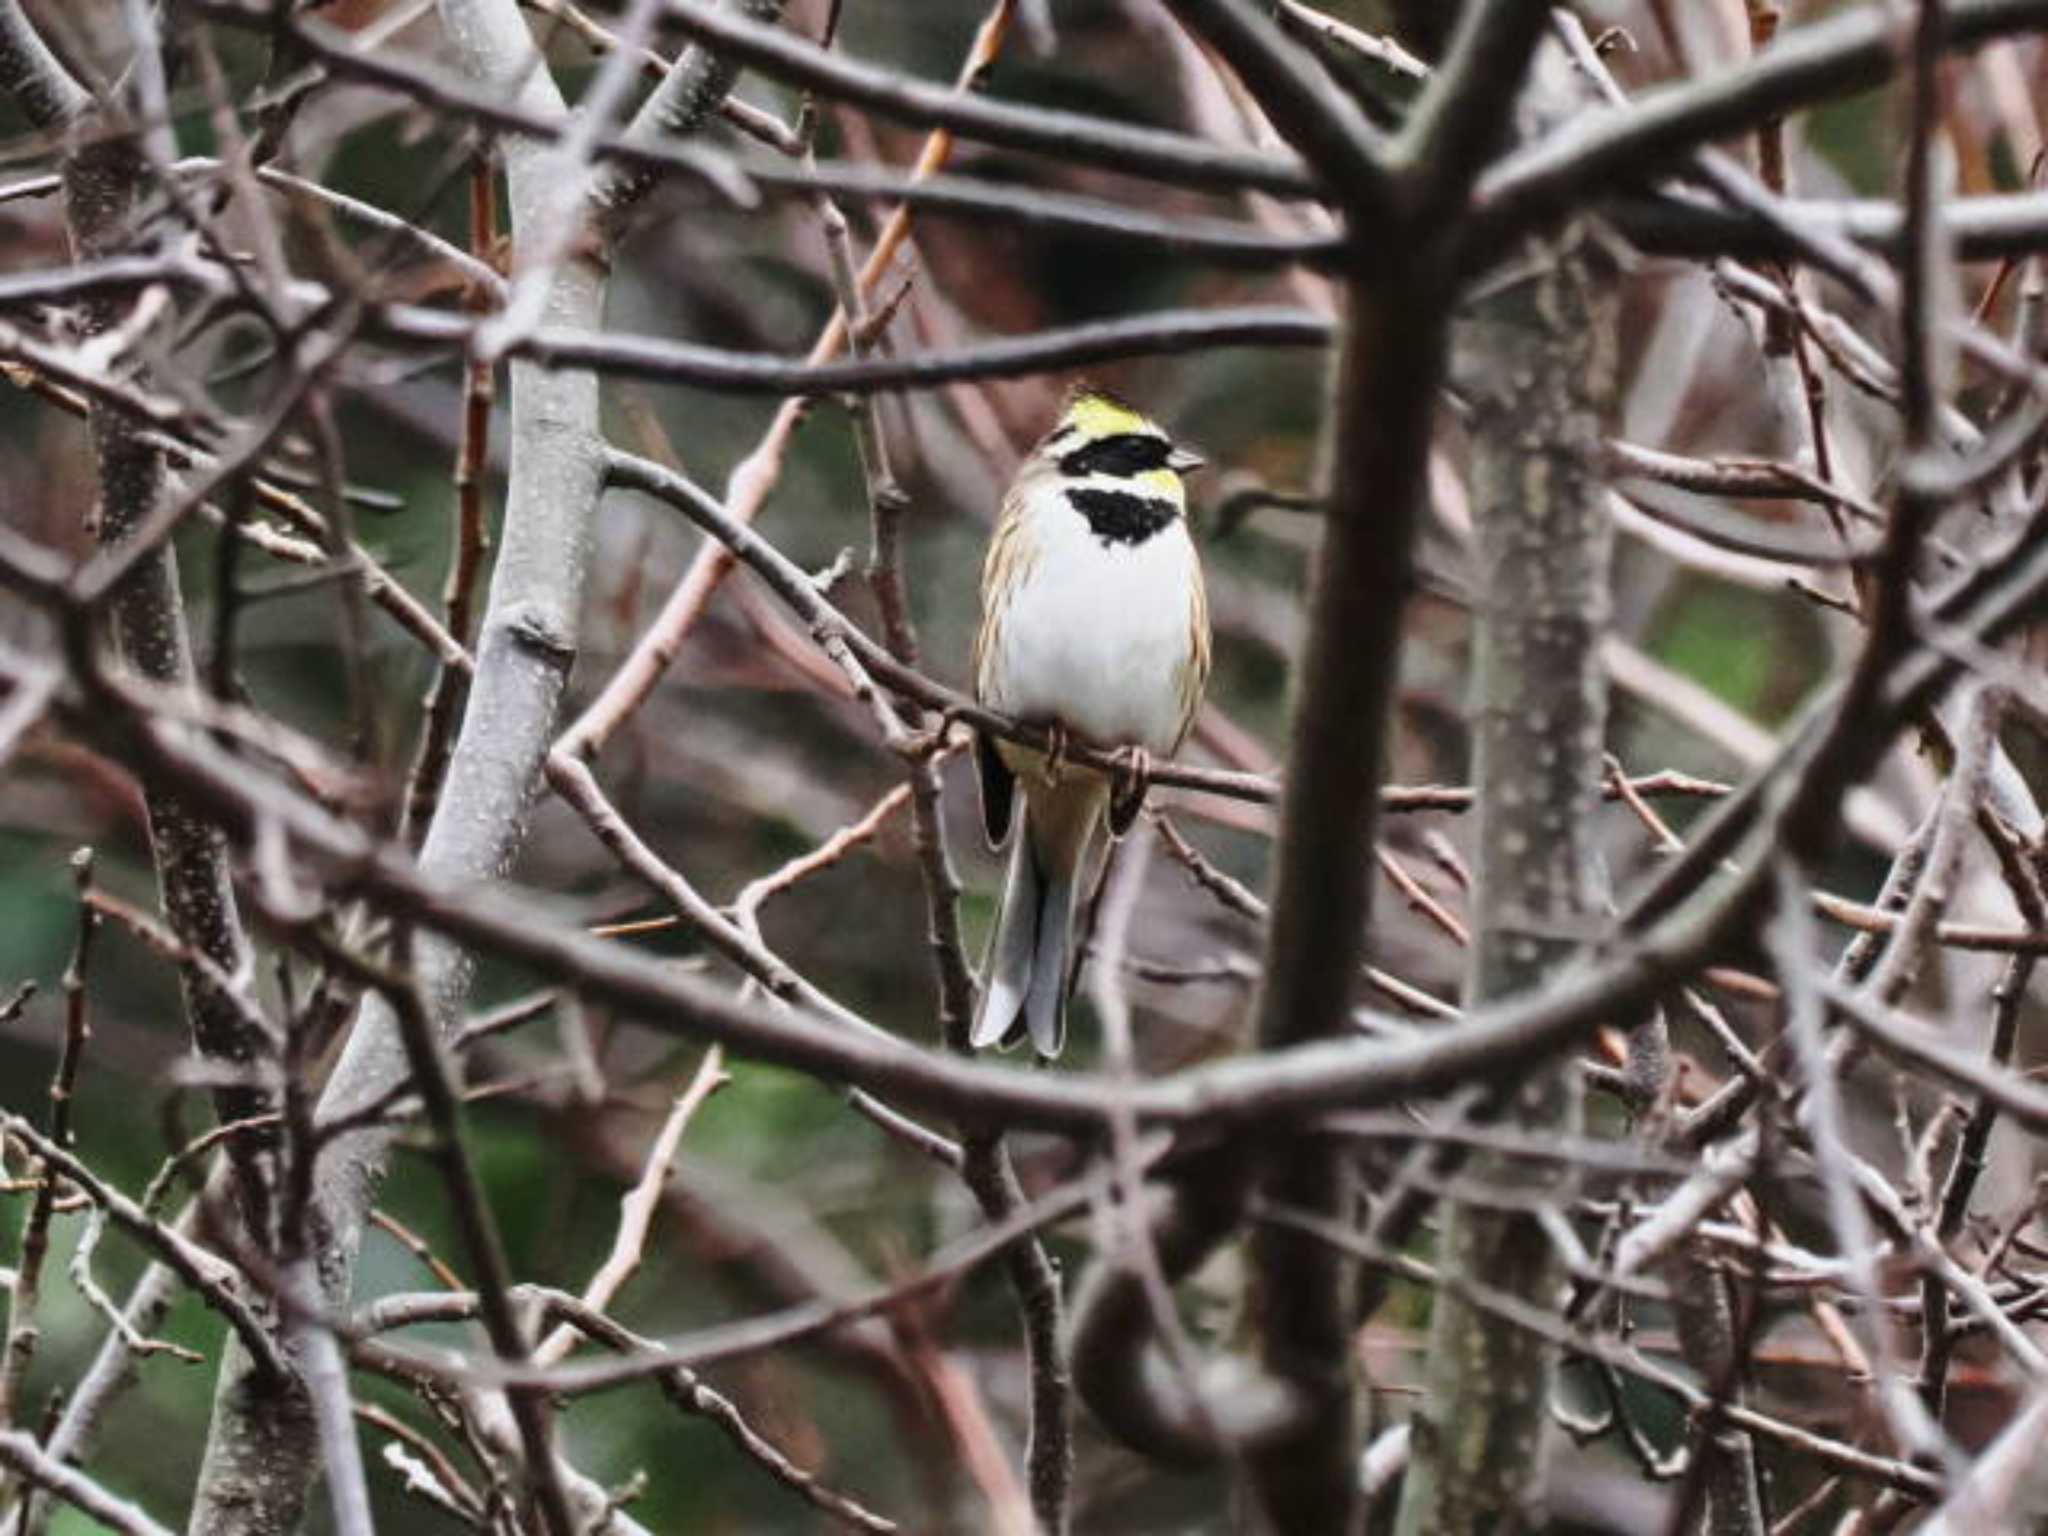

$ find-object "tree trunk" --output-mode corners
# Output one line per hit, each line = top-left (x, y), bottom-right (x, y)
(1395, 219), (1618, 1534)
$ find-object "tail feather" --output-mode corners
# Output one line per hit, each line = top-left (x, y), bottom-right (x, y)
(971, 777), (1103, 1058)
(971, 832), (1043, 1051)
(1022, 863), (1077, 1058)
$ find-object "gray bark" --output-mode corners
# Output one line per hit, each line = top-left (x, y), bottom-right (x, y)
(185, 0), (766, 1526)
(1665, 1244), (1768, 1536)
(185, 2), (601, 1527)
(0, 13), (285, 1521)
(0, 3), (275, 1222)
(1394, 219), (1618, 1534)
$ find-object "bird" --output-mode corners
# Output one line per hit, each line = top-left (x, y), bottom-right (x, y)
(969, 387), (1211, 1058)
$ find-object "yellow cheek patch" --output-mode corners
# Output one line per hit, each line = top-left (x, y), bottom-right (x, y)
(1135, 467), (1185, 502)
(1064, 391), (1153, 440)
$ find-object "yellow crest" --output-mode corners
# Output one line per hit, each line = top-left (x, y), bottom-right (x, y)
(1060, 387), (1155, 440)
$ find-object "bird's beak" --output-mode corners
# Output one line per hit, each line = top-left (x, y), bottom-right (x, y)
(1168, 445), (1206, 475)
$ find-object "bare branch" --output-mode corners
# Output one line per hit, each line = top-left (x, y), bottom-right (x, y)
(1475, 0), (2048, 254)
(0, 1433), (174, 1536)
(653, 0), (1316, 197)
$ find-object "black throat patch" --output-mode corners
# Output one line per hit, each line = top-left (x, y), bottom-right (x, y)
(1068, 487), (1178, 547)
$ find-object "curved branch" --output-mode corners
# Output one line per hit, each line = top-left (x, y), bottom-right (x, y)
(0, 1433), (173, 1536)
(1473, 0), (2048, 254)
(1165, 0), (1394, 216)
(375, 301), (1333, 393)
(1609, 187), (2048, 266)
(765, 158), (1343, 266)
(0, 0), (84, 128)
(1395, 0), (1552, 228)
(62, 493), (2048, 1159)
(201, 0), (1311, 202)
(116, 686), (1729, 1136)
(651, 0), (1318, 196)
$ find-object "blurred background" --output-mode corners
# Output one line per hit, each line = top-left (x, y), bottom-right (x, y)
(2, 0), (2045, 1529)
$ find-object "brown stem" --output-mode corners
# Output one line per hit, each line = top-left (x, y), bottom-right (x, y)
(402, 153), (500, 848)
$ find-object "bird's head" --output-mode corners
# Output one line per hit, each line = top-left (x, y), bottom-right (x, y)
(1032, 387), (1205, 498)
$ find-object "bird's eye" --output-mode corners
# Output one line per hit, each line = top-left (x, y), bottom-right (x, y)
(1058, 433), (1172, 478)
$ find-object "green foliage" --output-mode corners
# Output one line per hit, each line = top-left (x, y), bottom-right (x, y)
(1653, 578), (1826, 726)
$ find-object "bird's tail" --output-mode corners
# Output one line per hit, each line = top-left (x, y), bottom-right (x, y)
(970, 823), (1078, 1058)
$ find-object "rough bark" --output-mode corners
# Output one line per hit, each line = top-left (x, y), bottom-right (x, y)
(184, 1), (602, 1527)
(0, 14), (286, 1521)
(183, 0), (773, 1525)
(0, 3), (276, 1224)
(1393, 220), (1618, 1534)
(1666, 1243), (1768, 1536)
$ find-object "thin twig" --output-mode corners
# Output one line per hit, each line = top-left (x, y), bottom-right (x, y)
(0, 851), (95, 1438)
(531, 1047), (727, 1366)
(0, 1433), (175, 1536)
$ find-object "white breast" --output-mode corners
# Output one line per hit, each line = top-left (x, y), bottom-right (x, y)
(985, 480), (1200, 755)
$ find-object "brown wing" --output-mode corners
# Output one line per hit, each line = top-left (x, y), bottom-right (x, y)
(972, 486), (1037, 848)
(1107, 550), (1208, 839)
(972, 484), (1035, 704)
(1172, 550), (1212, 752)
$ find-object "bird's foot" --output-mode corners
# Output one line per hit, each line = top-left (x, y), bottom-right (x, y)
(1108, 746), (1153, 836)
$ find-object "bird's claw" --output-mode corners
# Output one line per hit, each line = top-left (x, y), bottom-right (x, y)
(1108, 746), (1152, 836)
